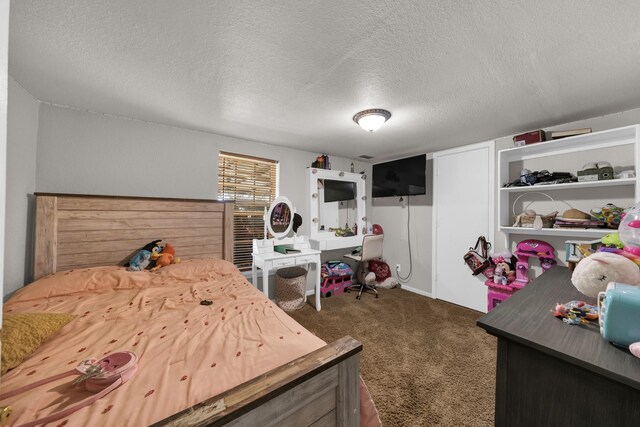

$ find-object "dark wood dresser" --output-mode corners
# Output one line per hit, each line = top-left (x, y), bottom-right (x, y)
(477, 267), (640, 426)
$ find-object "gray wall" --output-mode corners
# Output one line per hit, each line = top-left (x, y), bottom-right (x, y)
(35, 103), (372, 296)
(0, 2), (8, 300)
(4, 78), (39, 295)
(370, 158), (433, 296)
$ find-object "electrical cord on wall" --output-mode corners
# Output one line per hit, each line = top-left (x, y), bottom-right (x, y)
(396, 196), (413, 282)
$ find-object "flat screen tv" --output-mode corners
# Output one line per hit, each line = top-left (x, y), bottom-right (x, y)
(323, 179), (356, 202)
(372, 154), (426, 197)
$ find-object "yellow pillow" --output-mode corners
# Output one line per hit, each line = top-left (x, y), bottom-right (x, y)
(1, 312), (76, 374)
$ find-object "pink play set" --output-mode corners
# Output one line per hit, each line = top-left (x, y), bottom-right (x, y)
(320, 275), (353, 297)
(320, 261), (353, 298)
(484, 239), (557, 311)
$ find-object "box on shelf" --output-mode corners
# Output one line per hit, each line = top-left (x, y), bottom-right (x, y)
(513, 130), (546, 147)
(577, 166), (614, 182)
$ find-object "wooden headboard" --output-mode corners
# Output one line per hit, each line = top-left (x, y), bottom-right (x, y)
(33, 193), (234, 280)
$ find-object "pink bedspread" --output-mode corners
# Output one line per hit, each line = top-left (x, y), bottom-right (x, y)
(2, 259), (380, 426)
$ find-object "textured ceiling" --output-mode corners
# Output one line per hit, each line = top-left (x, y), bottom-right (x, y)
(9, 1), (640, 160)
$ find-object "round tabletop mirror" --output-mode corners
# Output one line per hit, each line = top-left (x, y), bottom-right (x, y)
(267, 196), (294, 239)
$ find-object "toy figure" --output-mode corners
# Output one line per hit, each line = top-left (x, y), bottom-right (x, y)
(150, 243), (179, 271)
(601, 232), (623, 249)
(493, 265), (508, 285)
(552, 300), (598, 325)
(127, 240), (162, 271)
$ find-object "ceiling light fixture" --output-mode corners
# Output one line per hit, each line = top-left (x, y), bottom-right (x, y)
(353, 109), (391, 133)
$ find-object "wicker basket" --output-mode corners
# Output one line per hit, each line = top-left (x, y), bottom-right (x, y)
(275, 267), (308, 311)
(512, 192), (558, 229)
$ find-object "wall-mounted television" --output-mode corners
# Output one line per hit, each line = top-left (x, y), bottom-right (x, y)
(323, 179), (356, 202)
(372, 154), (426, 197)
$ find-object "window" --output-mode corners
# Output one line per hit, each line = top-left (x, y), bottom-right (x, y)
(218, 152), (278, 270)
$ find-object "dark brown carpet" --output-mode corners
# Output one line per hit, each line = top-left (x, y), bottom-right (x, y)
(289, 288), (496, 427)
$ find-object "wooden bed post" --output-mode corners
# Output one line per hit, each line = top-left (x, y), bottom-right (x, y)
(34, 195), (57, 280)
(223, 202), (234, 262)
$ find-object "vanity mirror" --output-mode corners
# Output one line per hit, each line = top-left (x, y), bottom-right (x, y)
(307, 168), (367, 250)
(265, 196), (294, 239)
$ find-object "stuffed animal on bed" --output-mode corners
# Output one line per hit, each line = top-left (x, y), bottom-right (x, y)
(127, 240), (162, 271)
(150, 243), (179, 271)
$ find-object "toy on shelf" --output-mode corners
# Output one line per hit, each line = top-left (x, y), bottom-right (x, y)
(601, 232), (623, 249)
(565, 239), (601, 271)
(590, 203), (625, 229)
(513, 239), (557, 287)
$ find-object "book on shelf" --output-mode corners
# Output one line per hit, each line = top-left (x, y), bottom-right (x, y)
(550, 128), (592, 139)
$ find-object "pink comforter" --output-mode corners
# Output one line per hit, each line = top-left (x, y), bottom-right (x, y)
(2, 259), (380, 426)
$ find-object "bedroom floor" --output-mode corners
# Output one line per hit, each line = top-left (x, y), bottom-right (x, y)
(289, 287), (496, 427)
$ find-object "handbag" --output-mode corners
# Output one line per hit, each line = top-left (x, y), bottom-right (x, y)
(463, 236), (492, 276)
(0, 351), (138, 427)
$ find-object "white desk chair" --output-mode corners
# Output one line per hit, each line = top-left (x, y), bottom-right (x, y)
(344, 234), (384, 300)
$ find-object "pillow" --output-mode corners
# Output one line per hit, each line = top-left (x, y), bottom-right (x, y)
(1, 312), (76, 374)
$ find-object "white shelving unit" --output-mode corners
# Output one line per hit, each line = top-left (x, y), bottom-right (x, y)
(498, 125), (640, 243)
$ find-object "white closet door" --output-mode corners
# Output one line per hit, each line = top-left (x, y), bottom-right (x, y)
(432, 141), (494, 312)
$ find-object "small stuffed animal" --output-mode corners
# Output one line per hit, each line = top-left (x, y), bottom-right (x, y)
(150, 243), (178, 271)
(127, 240), (162, 271)
(571, 252), (640, 298)
(602, 232), (624, 249)
(493, 265), (508, 285)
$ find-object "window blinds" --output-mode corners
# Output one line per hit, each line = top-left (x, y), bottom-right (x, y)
(218, 152), (278, 270)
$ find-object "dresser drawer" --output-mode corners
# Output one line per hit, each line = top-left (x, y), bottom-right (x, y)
(272, 258), (296, 268)
(296, 255), (317, 264)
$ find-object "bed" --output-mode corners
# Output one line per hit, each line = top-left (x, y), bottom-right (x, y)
(1, 193), (379, 426)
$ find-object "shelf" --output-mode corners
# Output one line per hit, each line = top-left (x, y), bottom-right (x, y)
(500, 178), (636, 192)
(499, 125), (637, 161)
(500, 226), (612, 238)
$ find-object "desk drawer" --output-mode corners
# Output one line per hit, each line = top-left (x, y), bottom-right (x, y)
(296, 255), (317, 264)
(272, 258), (296, 268)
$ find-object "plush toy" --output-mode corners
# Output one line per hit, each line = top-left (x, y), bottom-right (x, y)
(493, 265), (508, 285)
(601, 232), (623, 249)
(150, 243), (179, 271)
(571, 252), (640, 298)
(127, 240), (162, 271)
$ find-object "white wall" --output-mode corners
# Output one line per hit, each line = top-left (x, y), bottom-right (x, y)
(4, 78), (39, 295)
(35, 103), (372, 296)
(0, 0), (9, 302)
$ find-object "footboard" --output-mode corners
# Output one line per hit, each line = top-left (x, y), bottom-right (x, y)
(154, 336), (362, 427)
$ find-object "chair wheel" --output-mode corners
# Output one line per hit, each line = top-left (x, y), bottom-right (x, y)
(356, 296), (361, 300)
(375, 294), (379, 298)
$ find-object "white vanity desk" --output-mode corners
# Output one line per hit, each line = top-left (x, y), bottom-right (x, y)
(252, 237), (322, 311)
(251, 196), (323, 311)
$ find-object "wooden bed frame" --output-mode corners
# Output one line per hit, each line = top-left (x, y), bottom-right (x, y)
(32, 193), (363, 426)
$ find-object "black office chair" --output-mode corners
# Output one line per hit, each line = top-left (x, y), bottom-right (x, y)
(344, 234), (384, 299)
